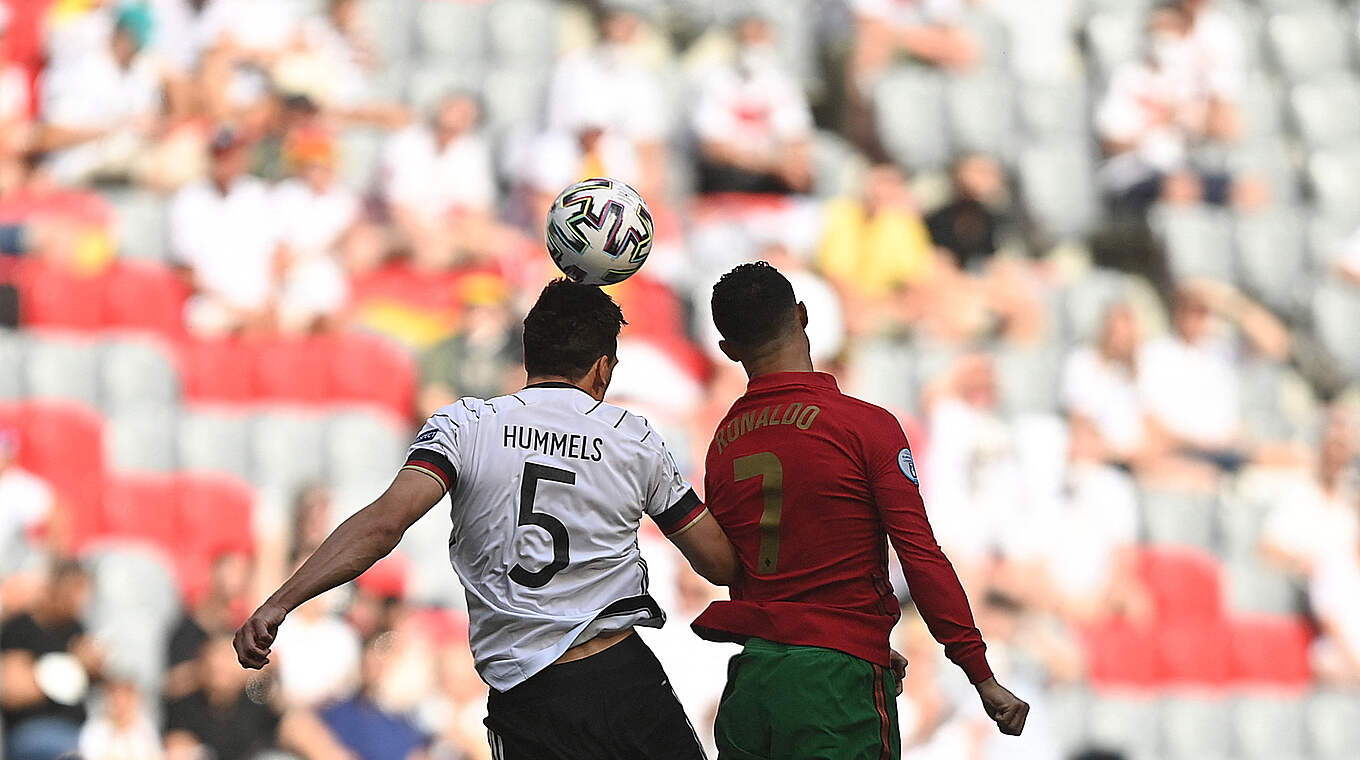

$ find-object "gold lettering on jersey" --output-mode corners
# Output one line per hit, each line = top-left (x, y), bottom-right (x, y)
(715, 403), (822, 453)
(502, 425), (604, 461)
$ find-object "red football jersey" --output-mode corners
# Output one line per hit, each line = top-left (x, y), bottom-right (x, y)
(692, 372), (992, 684)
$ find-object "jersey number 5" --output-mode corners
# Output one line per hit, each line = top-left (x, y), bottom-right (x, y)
(510, 462), (574, 588)
(734, 452), (784, 575)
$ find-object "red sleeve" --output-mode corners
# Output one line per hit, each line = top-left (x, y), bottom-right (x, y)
(862, 409), (993, 684)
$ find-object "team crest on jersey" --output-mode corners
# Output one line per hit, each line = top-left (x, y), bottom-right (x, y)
(414, 429), (438, 444)
(897, 447), (919, 485)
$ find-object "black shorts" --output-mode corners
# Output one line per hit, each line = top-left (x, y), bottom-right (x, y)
(484, 633), (706, 760)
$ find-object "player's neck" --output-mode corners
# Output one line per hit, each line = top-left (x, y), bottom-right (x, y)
(525, 374), (603, 401)
(742, 349), (814, 381)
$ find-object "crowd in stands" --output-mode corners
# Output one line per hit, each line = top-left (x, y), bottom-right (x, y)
(2, 0), (1360, 759)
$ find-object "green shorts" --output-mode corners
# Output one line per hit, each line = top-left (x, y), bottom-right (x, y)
(714, 638), (900, 760)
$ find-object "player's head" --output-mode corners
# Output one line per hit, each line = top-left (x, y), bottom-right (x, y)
(711, 262), (809, 368)
(523, 279), (627, 398)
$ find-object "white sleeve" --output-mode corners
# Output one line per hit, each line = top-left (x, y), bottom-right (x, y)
(639, 425), (703, 536)
(403, 399), (483, 492)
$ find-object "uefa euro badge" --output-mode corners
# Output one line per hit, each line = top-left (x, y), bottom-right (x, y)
(414, 428), (438, 444)
(897, 448), (919, 485)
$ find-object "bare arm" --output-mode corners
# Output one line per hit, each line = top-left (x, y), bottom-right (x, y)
(0, 651), (44, 709)
(234, 469), (444, 668)
(667, 511), (740, 586)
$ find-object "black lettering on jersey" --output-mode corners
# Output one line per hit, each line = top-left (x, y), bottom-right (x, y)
(591, 437), (604, 461)
(550, 432), (568, 455)
(533, 428), (550, 451)
(501, 425), (605, 462)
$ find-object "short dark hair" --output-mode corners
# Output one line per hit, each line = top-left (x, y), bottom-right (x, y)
(711, 261), (796, 351)
(523, 279), (627, 379)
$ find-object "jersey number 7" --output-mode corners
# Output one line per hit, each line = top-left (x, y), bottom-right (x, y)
(734, 452), (784, 576)
(510, 462), (574, 588)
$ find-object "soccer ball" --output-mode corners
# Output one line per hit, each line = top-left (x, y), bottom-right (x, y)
(544, 177), (654, 286)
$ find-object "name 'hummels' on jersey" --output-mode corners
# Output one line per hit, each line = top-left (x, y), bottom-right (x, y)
(503, 425), (605, 462)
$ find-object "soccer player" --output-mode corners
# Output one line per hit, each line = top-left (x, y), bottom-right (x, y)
(695, 262), (1028, 759)
(234, 280), (736, 760)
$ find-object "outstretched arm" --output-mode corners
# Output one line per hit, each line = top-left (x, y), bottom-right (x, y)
(667, 511), (739, 586)
(234, 470), (444, 668)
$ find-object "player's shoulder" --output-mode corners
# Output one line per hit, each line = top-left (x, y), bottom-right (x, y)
(593, 402), (670, 453)
(428, 396), (495, 425)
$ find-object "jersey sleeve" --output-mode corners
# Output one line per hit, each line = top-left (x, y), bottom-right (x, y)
(640, 425), (706, 537)
(861, 407), (994, 685)
(402, 399), (481, 493)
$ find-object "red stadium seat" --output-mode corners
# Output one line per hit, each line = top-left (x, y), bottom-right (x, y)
(1138, 547), (1224, 624)
(330, 332), (415, 419)
(103, 261), (188, 336)
(177, 338), (258, 402)
(173, 472), (256, 600)
(1158, 619), (1233, 687)
(254, 335), (333, 403)
(1229, 615), (1313, 688)
(18, 260), (106, 329)
(16, 400), (106, 550)
(1080, 616), (1161, 690)
(102, 473), (177, 551)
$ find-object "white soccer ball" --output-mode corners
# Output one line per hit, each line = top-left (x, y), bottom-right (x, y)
(544, 177), (654, 286)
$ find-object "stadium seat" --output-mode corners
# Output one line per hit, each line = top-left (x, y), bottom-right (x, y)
(406, 60), (487, 113)
(102, 260), (188, 336)
(330, 332), (416, 419)
(1080, 617), (1162, 689)
(105, 187), (168, 262)
(1233, 207), (1306, 317)
(18, 400), (106, 549)
(177, 338), (259, 403)
(84, 545), (180, 693)
(1227, 138), (1300, 206)
(1306, 689), (1360, 760)
(1138, 547), (1223, 623)
(415, 0), (488, 62)
(1085, 695), (1160, 760)
(1289, 76), (1360, 149)
(1307, 145), (1360, 228)
(105, 407), (177, 473)
(1228, 615), (1312, 688)
(1266, 8), (1349, 82)
(1045, 684), (1091, 758)
(873, 66), (950, 171)
(1230, 695), (1306, 760)
(1237, 72), (1286, 143)
(99, 338), (179, 413)
(1160, 695), (1232, 760)
(487, 0), (558, 67)
(1158, 620), (1233, 686)
(398, 503), (465, 607)
(254, 336), (333, 404)
(1225, 556), (1301, 615)
(1307, 213), (1355, 271)
(336, 128), (387, 192)
(1017, 79), (1089, 139)
(482, 66), (550, 138)
(992, 342), (1061, 413)
(324, 410), (408, 488)
(1140, 489), (1219, 553)
(19, 261), (105, 330)
(1018, 142), (1100, 242)
(945, 71), (1017, 162)
(0, 329), (25, 399)
(1310, 279), (1360, 378)
(1215, 488), (1275, 563)
(25, 334), (100, 407)
(1085, 11), (1145, 76)
(101, 473), (178, 551)
(249, 411), (327, 495)
(1061, 268), (1134, 343)
(1151, 204), (1236, 283)
(359, 0), (416, 65)
(175, 472), (255, 560)
(177, 408), (253, 481)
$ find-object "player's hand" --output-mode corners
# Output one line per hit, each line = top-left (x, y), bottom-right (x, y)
(889, 649), (909, 696)
(975, 677), (1029, 736)
(233, 603), (287, 670)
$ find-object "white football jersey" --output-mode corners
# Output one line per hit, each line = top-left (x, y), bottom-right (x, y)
(403, 383), (707, 691)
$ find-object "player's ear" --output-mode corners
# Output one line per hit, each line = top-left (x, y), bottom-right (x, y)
(718, 339), (741, 364)
(586, 354), (613, 399)
(797, 302), (808, 329)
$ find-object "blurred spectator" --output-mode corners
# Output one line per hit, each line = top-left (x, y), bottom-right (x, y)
(817, 163), (934, 305)
(1262, 407), (1358, 577)
(1136, 281), (1290, 485)
(0, 5), (32, 163)
(165, 552), (252, 700)
(316, 632), (430, 760)
(543, 3), (666, 196)
(250, 91), (323, 182)
(418, 273), (522, 418)
(36, 4), (175, 187)
(1060, 302), (1146, 464)
(171, 127), (279, 335)
(926, 154), (1016, 271)
(693, 13), (814, 195)
(1177, 0), (1248, 106)
(77, 677), (162, 760)
(271, 589), (361, 709)
(1, 561), (99, 760)
(1095, 4), (1252, 211)
(164, 635), (281, 760)
(270, 126), (355, 332)
(0, 427), (59, 597)
(1310, 535), (1360, 684)
(381, 92), (497, 270)
(1336, 228), (1360, 287)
